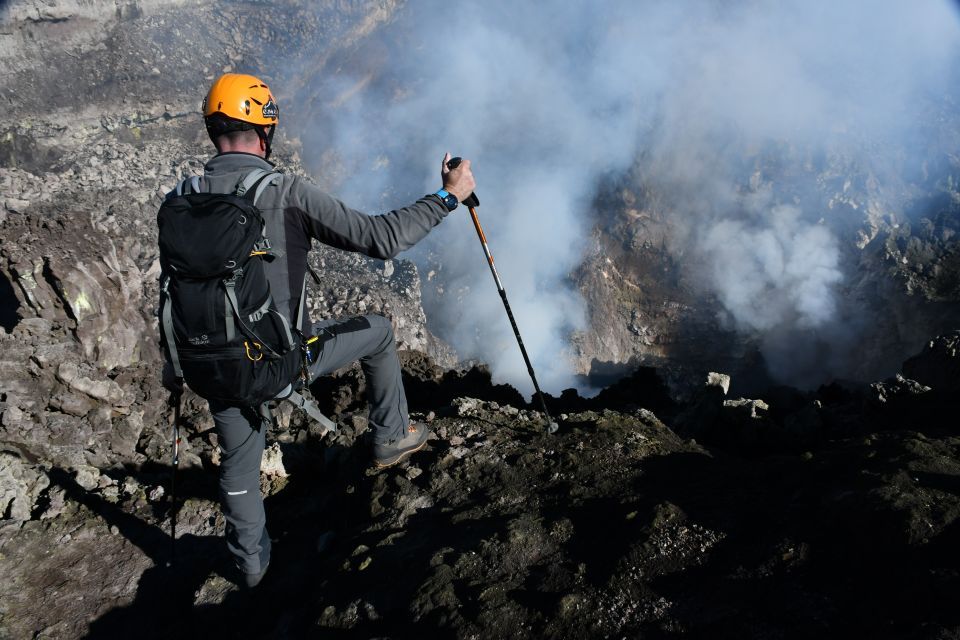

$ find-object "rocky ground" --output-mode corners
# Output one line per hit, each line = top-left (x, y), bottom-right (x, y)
(1, 336), (959, 639)
(1, 2), (959, 639)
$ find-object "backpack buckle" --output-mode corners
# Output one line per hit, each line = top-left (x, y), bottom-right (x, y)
(245, 341), (264, 362)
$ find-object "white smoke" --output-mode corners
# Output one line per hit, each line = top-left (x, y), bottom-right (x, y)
(289, 0), (960, 393)
(700, 204), (842, 331)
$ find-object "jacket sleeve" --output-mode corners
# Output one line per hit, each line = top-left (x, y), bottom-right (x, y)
(286, 177), (450, 260)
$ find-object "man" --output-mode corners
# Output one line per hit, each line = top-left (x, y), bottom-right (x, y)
(164, 72), (476, 588)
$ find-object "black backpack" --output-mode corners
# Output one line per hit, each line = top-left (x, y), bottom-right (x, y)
(157, 169), (305, 407)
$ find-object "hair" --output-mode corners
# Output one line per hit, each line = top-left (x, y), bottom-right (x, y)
(204, 114), (275, 158)
(211, 127), (260, 150)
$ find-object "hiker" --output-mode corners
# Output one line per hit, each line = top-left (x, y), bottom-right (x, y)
(160, 72), (475, 587)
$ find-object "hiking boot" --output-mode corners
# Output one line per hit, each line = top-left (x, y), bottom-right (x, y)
(242, 561), (269, 589)
(373, 422), (430, 467)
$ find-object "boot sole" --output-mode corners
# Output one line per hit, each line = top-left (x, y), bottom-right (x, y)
(373, 438), (428, 468)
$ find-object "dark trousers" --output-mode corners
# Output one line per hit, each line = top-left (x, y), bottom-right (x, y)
(210, 314), (409, 575)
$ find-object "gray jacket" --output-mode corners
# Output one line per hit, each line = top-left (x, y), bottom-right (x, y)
(179, 152), (450, 327)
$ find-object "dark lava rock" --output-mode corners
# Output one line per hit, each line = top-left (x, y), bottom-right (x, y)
(2, 338), (960, 639)
(903, 330), (960, 393)
(864, 373), (958, 432)
(581, 365), (676, 414)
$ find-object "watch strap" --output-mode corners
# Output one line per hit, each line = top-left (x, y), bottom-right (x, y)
(432, 189), (458, 212)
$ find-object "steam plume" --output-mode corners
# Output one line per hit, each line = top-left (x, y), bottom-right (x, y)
(293, 0), (960, 393)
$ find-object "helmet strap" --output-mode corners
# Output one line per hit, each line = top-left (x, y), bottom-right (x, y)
(256, 125), (276, 161)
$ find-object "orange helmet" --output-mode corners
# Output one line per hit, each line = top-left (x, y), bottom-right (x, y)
(203, 73), (279, 125)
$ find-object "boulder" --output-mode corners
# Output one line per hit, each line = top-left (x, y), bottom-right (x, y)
(862, 374), (955, 431)
(902, 331), (960, 393)
(867, 374), (931, 407)
(0, 453), (50, 522)
(718, 398), (780, 447)
(56, 362), (132, 408)
(672, 371), (730, 438)
(54, 248), (147, 371)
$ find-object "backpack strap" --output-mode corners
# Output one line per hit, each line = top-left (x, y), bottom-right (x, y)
(175, 176), (201, 196)
(174, 170), (274, 199)
(222, 272), (296, 351)
(246, 296), (294, 350)
(235, 168), (268, 196)
(247, 295), (273, 324)
(222, 273), (240, 343)
(236, 169), (283, 257)
(286, 390), (337, 432)
(273, 385), (337, 433)
(159, 276), (183, 379)
(235, 169), (282, 204)
(253, 173), (282, 205)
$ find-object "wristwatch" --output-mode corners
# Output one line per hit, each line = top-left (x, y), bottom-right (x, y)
(433, 189), (459, 212)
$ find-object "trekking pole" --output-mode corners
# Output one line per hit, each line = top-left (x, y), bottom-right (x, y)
(167, 391), (182, 567)
(447, 157), (559, 434)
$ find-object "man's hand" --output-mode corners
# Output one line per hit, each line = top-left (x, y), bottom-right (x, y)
(441, 152), (477, 204)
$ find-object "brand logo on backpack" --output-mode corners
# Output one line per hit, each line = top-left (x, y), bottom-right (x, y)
(189, 334), (210, 346)
(262, 100), (278, 120)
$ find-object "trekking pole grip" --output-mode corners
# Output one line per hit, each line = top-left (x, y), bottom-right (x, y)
(445, 156), (479, 207)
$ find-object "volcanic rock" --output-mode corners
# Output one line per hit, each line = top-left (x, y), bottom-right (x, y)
(0, 453), (49, 522)
(903, 330), (960, 393)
